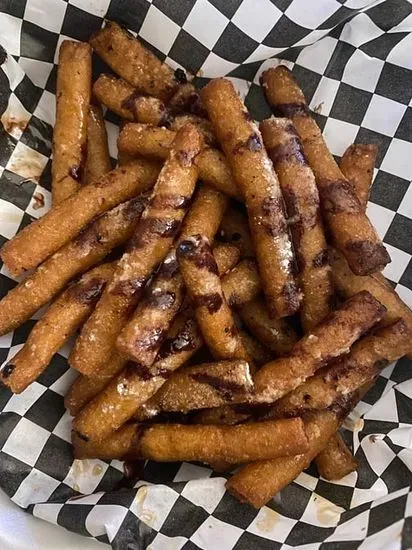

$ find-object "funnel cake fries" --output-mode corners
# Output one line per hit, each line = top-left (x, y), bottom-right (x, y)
(340, 144), (377, 212)
(260, 117), (332, 331)
(90, 21), (179, 101)
(118, 124), (241, 199)
(70, 125), (202, 376)
(261, 66), (389, 276)
(85, 104), (111, 184)
(116, 185), (228, 368)
(0, 160), (159, 277)
(52, 41), (92, 204)
(253, 291), (386, 403)
(73, 311), (203, 441)
(268, 319), (410, 418)
(0, 263), (114, 394)
(177, 235), (250, 361)
(74, 417), (308, 465)
(0, 196), (148, 335)
(202, 78), (301, 317)
(315, 433), (358, 481)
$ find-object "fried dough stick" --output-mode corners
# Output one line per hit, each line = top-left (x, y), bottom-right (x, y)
(73, 311), (203, 441)
(226, 409), (341, 507)
(118, 124), (240, 199)
(93, 74), (169, 124)
(261, 117), (332, 330)
(238, 297), (298, 355)
(0, 263), (114, 393)
(315, 433), (358, 481)
(90, 21), (179, 101)
(177, 235), (250, 361)
(330, 249), (412, 347)
(52, 41), (92, 204)
(139, 360), (253, 416)
(0, 196), (148, 335)
(84, 104), (112, 184)
(268, 319), (410, 417)
(218, 206), (255, 258)
(70, 125), (202, 376)
(0, 160), (159, 277)
(252, 291), (385, 403)
(74, 417), (308, 464)
(66, 246), (247, 417)
(116, 185), (228, 367)
(261, 66), (389, 276)
(202, 78), (300, 317)
(340, 144), (377, 211)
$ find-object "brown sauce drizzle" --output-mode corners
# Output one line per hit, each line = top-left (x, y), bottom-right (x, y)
(130, 218), (181, 250)
(233, 132), (262, 155)
(157, 319), (199, 359)
(255, 196), (288, 238)
(345, 241), (390, 274)
(110, 277), (146, 297)
(319, 179), (361, 215)
(267, 137), (307, 166)
(158, 256), (180, 279)
(134, 327), (168, 353)
(147, 289), (176, 310)
(193, 292), (223, 314)
(178, 238), (218, 273)
(1, 364), (15, 379)
(69, 277), (106, 305)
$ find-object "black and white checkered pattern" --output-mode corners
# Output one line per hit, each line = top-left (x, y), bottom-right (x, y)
(0, 0), (412, 548)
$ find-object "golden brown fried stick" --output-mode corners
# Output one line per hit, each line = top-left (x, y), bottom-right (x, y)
(0, 160), (159, 277)
(74, 417), (308, 464)
(93, 74), (171, 124)
(260, 117), (332, 330)
(85, 104), (112, 184)
(52, 40), (92, 204)
(240, 332), (272, 366)
(202, 79), (300, 317)
(330, 249), (412, 346)
(64, 354), (127, 416)
(252, 291), (386, 403)
(221, 259), (261, 307)
(116, 185), (229, 368)
(118, 123), (241, 199)
(70, 125), (202, 376)
(268, 318), (410, 417)
(73, 311), (203, 441)
(218, 206), (255, 258)
(136, 360), (253, 415)
(238, 296), (298, 355)
(90, 21), (179, 101)
(0, 263), (114, 393)
(212, 243), (241, 274)
(0, 196), (147, 336)
(261, 66), (389, 276)
(340, 144), (377, 211)
(315, 433), (358, 480)
(226, 409), (340, 507)
(177, 235), (250, 361)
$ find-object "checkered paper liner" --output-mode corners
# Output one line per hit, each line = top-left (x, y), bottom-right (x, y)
(0, 0), (412, 548)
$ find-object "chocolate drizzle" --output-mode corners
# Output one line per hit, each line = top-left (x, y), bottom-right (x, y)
(233, 133), (262, 155)
(131, 218), (181, 249)
(254, 196), (287, 238)
(193, 292), (223, 314)
(319, 179), (361, 215)
(190, 373), (245, 400)
(69, 277), (106, 305)
(158, 255), (180, 279)
(267, 137), (307, 166)
(178, 237), (218, 273)
(69, 164), (84, 182)
(147, 289), (176, 310)
(1, 364), (15, 379)
(110, 277), (145, 297)
(157, 319), (199, 359)
(134, 326), (168, 352)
